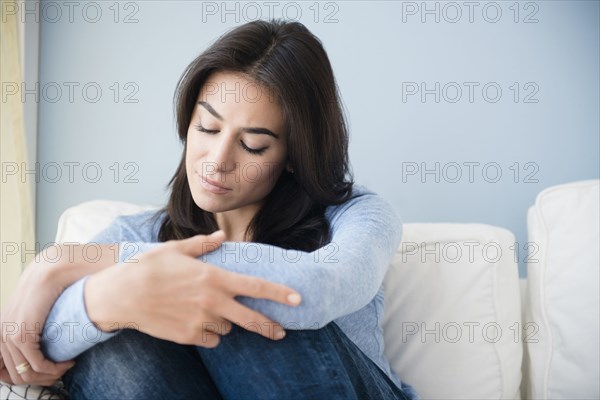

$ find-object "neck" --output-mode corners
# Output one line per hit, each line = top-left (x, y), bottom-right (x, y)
(214, 204), (260, 242)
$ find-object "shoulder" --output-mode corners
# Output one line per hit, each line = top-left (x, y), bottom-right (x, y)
(349, 183), (374, 197)
(102, 209), (167, 243)
(323, 184), (404, 253)
(325, 184), (401, 224)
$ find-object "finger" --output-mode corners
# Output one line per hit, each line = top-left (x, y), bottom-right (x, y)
(178, 230), (226, 258)
(220, 300), (287, 341)
(201, 316), (233, 336)
(4, 345), (72, 386)
(225, 273), (302, 307)
(32, 378), (59, 387)
(1, 345), (23, 385)
(0, 347), (12, 384)
(0, 367), (13, 384)
(20, 343), (74, 375)
(12, 369), (64, 386)
(196, 331), (221, 349)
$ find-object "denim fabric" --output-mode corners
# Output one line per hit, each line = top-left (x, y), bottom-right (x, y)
(62, 329), (221, 399)
(63, 323), (413, 400)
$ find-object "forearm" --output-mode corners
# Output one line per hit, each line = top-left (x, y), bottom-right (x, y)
(41, 276), (119, 362)
(46, 243), (122, 288)
(40, 188), (401, 361)
(40, 244), (125, 362)
(118, 192), (402, 329)
(215, 191), (402, 327)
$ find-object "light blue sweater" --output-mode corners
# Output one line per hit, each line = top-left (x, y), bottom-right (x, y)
(41, 185), (418, 399)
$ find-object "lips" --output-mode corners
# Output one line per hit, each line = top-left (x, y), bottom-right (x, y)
(196, 172), (232, 194)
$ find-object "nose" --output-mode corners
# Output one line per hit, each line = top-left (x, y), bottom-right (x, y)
(209, 132), (237, 173)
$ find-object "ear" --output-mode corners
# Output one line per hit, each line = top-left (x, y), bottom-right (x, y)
(286, 161), (294, 174)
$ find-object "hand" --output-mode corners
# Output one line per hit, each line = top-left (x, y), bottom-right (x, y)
(1, 255), (76, 386)
(85, 231), (302, 348)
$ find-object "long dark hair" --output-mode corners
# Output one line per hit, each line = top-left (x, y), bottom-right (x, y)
(158, 19), (353, 251)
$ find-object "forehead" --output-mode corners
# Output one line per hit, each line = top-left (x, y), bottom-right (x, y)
(198, 71), (284, 124)
(200, 71), (277, 102)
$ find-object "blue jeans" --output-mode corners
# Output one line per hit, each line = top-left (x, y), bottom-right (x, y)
(62, 322), (413, 399)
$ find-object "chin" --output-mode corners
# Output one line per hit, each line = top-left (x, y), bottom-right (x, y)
(192, 195), (231, 213)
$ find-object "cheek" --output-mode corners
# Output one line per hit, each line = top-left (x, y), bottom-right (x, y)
(242, 164), (277, 189)
(185, 144), (194, 175)
(185, 134), (208, 168)
(241, 157), (286, 193)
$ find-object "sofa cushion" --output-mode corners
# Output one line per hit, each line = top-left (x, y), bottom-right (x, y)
(525, 179), (600, 399)
(383, 223), (522, 399)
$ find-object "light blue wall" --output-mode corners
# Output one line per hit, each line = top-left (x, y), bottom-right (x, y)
(36, 1), (599, 277)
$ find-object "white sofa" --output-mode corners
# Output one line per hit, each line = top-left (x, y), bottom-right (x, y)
(2, 180), (598, 400)
(384, 179), (599, 399)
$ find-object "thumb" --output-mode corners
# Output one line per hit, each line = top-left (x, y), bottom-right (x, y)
(178, 230), (226, 258)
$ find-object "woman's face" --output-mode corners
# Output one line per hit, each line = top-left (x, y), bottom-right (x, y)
(186, 71), (288, 216)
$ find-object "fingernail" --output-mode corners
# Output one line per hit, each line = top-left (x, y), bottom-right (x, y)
(68, 363), (76, 369)
(287, 293), (301, 305)
(275, 329), (286, 340)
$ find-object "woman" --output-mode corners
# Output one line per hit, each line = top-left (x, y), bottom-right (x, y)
(0, 19), (418, 399)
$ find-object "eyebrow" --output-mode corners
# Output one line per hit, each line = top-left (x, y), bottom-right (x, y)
(198, 101), (280, 139)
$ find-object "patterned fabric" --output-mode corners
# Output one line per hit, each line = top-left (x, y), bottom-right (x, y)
(0, 381), (68, 400)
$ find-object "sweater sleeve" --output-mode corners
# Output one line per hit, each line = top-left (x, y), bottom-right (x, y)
(117, 186), (402, 330)
(199, 187), (403, 330)
(42, 186), (402, 361)
(40, 213), (164, 362)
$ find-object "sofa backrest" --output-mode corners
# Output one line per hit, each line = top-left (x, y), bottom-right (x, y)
(383, 223), (523, 400)
(55, 200), (157, 242)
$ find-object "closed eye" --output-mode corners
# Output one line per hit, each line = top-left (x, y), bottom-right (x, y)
(195, 123), (267, 155)
(194, 123), (219, 134)
(240, 141), (267, 155)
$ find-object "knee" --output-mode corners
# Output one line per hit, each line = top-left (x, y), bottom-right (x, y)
(62, 330), (172, 399)
(196, 323), (358, 399)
